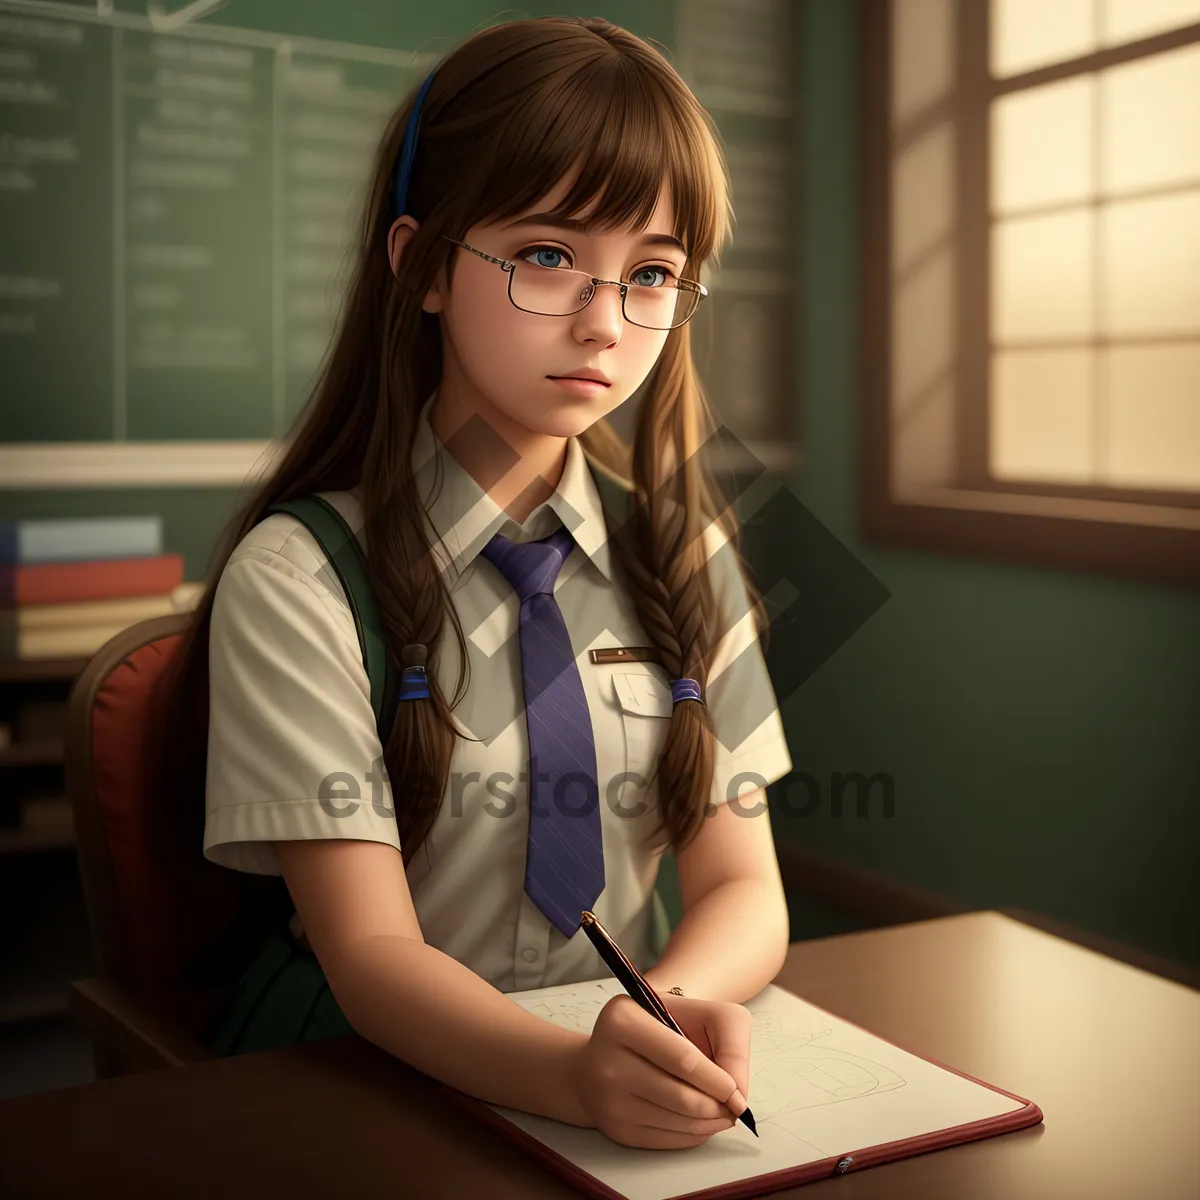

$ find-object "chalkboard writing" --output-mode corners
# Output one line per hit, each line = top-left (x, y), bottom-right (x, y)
(0, 2), (421, 447)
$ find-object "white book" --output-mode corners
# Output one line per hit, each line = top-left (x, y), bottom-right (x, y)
(16, 621), (152, 659)
(9, 516), (163, 564)
(5, 593), (178, 631)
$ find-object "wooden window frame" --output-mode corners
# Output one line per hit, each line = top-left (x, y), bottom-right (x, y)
(858, 0), (1200, 587)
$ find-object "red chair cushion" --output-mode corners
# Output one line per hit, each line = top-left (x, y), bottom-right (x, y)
(88, 632), (282, 1029)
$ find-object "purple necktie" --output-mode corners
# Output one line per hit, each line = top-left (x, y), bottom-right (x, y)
(479, 525), (605, 939)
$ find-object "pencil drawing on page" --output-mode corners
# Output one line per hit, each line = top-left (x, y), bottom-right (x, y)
(746, 1009), (906, 1137)
(523, 984), (622, 1031)
(516, 982), (906, 1139)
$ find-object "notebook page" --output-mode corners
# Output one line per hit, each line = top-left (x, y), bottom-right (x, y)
(488, 978), (1025, 1200)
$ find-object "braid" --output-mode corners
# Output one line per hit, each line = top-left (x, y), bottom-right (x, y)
(613, 532), (685, 674)
(359, 280), (468, 872)
(593, 329), (730, 854)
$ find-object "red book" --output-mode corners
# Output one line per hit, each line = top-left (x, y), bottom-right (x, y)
(0, 555), (184, 607)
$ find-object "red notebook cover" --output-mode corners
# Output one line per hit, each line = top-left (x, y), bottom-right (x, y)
(0, 555), (184, 606)
(438, 995), (1043, 1200)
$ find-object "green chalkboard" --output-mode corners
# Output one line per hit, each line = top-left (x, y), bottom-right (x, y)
(0, 0), (675, 447)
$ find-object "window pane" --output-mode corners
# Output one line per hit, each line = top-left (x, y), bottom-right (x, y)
(992, 0), (1096, 77)
(993, 210), (1094, 341)
(993, 76), (1093, 212)
(1102, 192), (1200, 334)
(991, 349), (1093, 481)
(1103, 0), (1200, 44)
(1107, 344), (1200, 488)
(1102, 43), (1200, 193)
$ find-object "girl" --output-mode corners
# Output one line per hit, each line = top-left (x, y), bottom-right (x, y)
(161, 16), (793, 1150)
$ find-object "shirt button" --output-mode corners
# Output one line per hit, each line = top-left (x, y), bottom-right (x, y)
(521, 947), (539, 963)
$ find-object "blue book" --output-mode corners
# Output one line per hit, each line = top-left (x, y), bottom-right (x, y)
(0, 516), (163, 565)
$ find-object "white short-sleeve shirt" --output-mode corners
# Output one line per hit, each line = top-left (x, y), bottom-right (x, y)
(204, 391), (793, 993)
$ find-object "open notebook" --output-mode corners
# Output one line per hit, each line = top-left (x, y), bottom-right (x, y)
(440, 978), (1042, 1200)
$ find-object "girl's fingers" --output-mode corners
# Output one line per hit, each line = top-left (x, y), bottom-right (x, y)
(621, 1091), (737, 1137)
(654, 993), (753, 1108)
(626, 1125), (729, 1151)
(611, 998), (739, 1110)
(702, 1005), (753, 1102)
(613, 1044), (734, 1122)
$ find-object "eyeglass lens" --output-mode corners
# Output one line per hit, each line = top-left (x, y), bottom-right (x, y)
(508, 259), (698, 329)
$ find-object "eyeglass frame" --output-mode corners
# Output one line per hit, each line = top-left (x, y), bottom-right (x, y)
(438, 235), (709, 331)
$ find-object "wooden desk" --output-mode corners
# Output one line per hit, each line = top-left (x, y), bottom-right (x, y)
(0, 912), (1196, 1198)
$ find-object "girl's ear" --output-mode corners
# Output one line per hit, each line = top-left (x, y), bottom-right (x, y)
(388, 216), (445, 313)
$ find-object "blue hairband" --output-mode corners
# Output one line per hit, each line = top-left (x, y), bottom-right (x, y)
(670, 678), (704, 706)
(393, 69), (437, 219)
(398, 644), (431, 701)
(397, 643), (706, 708)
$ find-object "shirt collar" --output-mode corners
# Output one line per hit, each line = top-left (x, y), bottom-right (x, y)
(410, 390), (615, 592)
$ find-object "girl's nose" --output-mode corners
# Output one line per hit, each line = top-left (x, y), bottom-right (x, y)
(572, 281), (624, 346)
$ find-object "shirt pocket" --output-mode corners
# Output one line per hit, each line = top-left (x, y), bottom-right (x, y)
(608, 669), (675, 840)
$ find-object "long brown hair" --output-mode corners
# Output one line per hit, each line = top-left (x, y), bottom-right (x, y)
(159, 15), (771, 875)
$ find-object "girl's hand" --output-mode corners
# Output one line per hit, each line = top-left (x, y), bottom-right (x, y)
(567, 993), (752, 1149)
(658, 990), (752, 1109)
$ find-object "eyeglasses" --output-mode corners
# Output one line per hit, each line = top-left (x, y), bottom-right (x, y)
(440, 236), (708, 331)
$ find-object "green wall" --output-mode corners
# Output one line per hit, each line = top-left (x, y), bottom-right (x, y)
(770, 0), (1200, 967)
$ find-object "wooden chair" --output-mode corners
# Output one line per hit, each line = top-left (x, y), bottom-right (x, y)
(64, 613), (283, 1078)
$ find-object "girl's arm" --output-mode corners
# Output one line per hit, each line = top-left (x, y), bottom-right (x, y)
(642, 793), (791, 1003)
(274, 838), (591, 1125)
(642, 877), (789, 1003)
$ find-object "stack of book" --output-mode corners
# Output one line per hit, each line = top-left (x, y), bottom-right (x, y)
(0, 515), (200, 660)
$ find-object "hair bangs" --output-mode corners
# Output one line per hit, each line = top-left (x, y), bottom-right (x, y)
(469, 53), (730, 267)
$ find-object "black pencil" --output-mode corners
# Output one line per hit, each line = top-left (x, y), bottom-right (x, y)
(579, 910), (758, 1137)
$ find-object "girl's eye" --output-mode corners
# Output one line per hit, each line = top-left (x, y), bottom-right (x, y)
(520, 245), (571, 270)
(630, 265), (673, 288)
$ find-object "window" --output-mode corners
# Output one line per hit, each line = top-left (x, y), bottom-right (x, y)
(859, 0), (1200, 585)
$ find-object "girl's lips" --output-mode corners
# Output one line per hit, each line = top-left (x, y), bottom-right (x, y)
(548, 376), (610, 395)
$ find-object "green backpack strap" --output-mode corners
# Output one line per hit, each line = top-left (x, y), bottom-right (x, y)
(262, 496), (400, 747)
